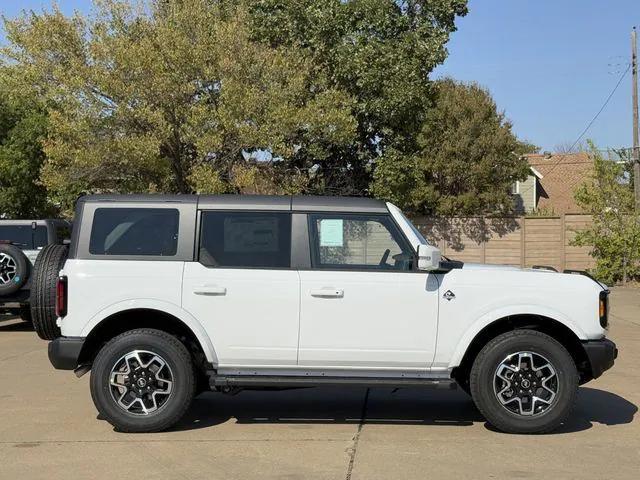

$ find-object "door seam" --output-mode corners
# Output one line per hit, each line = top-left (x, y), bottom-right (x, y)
(296, 269), (302, 365)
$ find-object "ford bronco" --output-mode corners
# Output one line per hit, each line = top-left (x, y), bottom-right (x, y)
(37, 195), (616, 433)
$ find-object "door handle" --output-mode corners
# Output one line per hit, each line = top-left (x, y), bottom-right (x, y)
(310, 288), (344, 298)
(193, 285), (227, 296)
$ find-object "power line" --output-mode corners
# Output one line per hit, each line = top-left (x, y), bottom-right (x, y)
(518, 63), (632, 198)
(568, 63), (631, 154)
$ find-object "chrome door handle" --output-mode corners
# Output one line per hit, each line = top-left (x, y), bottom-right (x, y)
(193, 285), (227, 296)
(310, 288), (344, 298)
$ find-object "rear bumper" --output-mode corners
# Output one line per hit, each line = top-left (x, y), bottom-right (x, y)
(48, 337), (85, 370)
(583, 338), (617, 380)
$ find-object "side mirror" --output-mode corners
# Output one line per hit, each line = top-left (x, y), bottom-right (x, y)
(417, 244), (442, 271)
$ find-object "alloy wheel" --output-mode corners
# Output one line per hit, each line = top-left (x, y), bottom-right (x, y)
(109, 350), (174, 415)
(0, 253), (17, 285)
(493, 351), (558, 417)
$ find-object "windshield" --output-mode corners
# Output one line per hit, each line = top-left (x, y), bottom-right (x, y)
(398, 209), (428, 244)
(385, 202), (429, 248)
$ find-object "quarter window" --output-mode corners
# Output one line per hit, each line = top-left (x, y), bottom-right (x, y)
(199, 212), (291, 268)
(309, 214), (413, 270)
(89, 208), (179, 256)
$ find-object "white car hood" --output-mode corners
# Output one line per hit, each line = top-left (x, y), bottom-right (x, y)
(460, 262), (607, 289)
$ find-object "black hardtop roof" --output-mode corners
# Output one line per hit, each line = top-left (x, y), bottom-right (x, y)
(77, 194), (388, 213)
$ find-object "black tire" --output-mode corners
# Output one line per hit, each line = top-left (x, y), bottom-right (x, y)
(470, 329), (578, 434)
(19, 304), (32, 324)
(90, 329), (196, 433)
(30, 244), (68, 340)
(0, 244), (30, 296)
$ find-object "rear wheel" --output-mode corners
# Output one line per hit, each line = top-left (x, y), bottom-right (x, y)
(90, 329), (195, 433)
(470, 329), (578, 434)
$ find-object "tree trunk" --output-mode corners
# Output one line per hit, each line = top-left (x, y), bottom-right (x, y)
(170, 153), (189, 194)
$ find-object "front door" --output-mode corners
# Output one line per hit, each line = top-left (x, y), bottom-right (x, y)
(298, 213), (439, 370)
(182, 211), (300, 367)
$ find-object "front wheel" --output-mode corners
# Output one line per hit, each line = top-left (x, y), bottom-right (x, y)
(90, 329), (195, 433)
(470, 330), (578, 434)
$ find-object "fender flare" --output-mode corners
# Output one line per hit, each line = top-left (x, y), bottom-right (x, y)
(447, 304), (587, 369)
(81, 299), (218, 365)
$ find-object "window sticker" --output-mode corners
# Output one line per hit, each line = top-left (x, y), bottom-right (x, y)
(319, 219), (344, 247)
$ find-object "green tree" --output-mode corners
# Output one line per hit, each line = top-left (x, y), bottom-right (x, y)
(248, 0), (468, 195)
(573, 143), (640, 284)
(1, 0), (357, 213)
(372, 78), (533, 216)
(0, 89), (55, 218)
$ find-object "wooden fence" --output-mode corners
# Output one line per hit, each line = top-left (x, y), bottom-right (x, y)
(411, 214), (594, 272)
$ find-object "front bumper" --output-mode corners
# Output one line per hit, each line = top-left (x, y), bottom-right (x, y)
(48, 337), (85, 370)
(583, 338), (617, 380)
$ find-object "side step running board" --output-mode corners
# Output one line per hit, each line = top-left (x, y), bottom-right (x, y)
(209, 375), (457, 390)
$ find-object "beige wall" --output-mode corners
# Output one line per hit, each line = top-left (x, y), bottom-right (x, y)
(411, 214), (594, 272)
(517, 175), (537, 213)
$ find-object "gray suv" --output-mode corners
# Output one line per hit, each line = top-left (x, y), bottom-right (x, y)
(0, 219), (70, 321)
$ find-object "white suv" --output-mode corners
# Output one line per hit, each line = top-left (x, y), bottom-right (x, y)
(41, 194), (616, 433)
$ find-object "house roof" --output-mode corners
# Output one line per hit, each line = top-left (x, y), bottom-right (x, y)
(524, 152), (592, 214)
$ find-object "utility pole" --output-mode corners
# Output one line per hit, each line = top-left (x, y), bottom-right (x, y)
(633, 27), (640, 209)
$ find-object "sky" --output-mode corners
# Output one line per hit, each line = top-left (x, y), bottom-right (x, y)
(1, 0), (639, 152)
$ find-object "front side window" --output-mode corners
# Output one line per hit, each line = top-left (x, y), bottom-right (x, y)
(309, 214), (413, 270)
(89, 208), (179, 256)
(199, 211), (291, 268)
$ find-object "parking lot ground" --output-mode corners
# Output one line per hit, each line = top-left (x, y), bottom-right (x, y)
(0, 288), (638, 480)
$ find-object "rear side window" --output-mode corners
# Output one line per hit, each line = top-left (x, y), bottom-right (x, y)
(89, 208), (179, 256)
(199, 211), (291, 268)
(0, 225), (49, 249)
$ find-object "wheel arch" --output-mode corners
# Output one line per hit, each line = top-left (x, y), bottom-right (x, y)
(451, 313), (593, 386)
(78, 304), (217, 369)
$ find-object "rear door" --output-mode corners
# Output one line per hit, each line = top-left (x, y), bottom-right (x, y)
(297, 213), (439, 369)
(182, 210), (300, 367)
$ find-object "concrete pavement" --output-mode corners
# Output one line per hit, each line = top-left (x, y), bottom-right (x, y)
(0, 288), (638, 479)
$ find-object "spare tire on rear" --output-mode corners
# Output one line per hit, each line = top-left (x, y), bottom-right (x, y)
(0, 244), (30, 296)
(30, 244), (68, 340)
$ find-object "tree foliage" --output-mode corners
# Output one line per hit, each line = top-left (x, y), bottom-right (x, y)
(1, 0), (357, 213)
(0, 1), (538, 220)
(0, 89), (55, 218)
(572, 143), (640, 284)
(248, 0), (468, 195)
(372, 78), (532, 216)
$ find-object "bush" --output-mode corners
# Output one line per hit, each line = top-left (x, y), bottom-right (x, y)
(572, 143), (640, 285)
